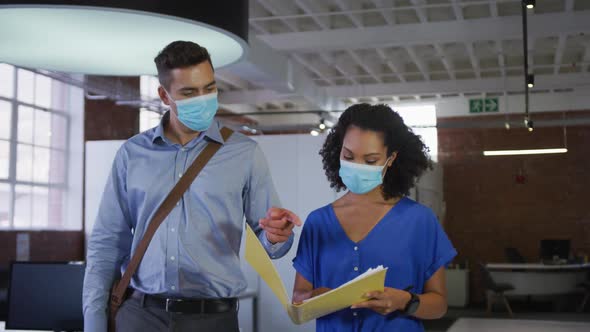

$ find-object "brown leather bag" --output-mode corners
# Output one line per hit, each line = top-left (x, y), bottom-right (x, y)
(107, 127), (234, 331)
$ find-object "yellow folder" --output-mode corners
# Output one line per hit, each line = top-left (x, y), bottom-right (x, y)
(245, 224), (388, 324)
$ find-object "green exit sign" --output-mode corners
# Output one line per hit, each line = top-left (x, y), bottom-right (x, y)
(469, 98), (499, 113)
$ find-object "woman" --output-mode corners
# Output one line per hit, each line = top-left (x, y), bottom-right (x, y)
(292, 104), (457, 331)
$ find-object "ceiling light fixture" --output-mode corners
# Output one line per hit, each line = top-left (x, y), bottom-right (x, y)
(483, 148), (567, 156)
(0, 2), (248, 75)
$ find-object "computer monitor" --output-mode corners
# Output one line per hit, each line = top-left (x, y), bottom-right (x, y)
(540, 239), (570, 262)
(6, 262), (85, 332)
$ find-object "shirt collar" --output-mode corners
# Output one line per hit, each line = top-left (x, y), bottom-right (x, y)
(151, 111), (226, 145)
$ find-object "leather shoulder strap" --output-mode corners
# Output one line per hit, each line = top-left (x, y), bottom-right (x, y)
(111, 127), (234, 302)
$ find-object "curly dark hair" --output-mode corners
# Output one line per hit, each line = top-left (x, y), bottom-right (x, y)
(319, 103), (432, 199)
(154, 41), (213, 89)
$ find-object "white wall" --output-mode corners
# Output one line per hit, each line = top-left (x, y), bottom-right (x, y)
(63, 80), (86, 230)
(252, 134), (338, 332)
(84, 140), (123, 244)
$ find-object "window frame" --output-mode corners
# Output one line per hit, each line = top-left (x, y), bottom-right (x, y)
(0, 65), (71, 229)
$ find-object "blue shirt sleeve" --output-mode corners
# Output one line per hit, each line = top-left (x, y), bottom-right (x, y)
(244, 143), (294, 259)
(83, 146), (134, 332)
(292, 212), (316, 286)
(423, 212), (457, 281)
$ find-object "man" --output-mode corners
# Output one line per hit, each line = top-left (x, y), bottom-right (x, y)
(83, 41), (301, 332)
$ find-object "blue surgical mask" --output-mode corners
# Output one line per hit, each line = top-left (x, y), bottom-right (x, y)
(339, 159), (389, 195)
(169, 92), (218, 132)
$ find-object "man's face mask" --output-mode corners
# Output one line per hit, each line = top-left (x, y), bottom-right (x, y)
(168, 91), (218, 132)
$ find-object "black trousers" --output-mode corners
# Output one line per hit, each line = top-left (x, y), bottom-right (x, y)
(115, 295), (240, 332)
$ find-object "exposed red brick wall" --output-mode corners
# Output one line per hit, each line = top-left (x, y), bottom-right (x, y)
(0, 231), (84, 266)
(84, 76), (140, 140)
(439, 112), (590, 303)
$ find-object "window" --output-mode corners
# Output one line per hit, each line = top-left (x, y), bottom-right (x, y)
(0, 64), (77, 230)
(393, 105), (438, 162)
(139, 75), (163, 132)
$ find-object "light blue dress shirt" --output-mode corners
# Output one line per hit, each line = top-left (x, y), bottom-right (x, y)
(83, 113), (293, 332)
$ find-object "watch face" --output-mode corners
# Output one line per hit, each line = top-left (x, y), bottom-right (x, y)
(407, 300), (420, 314)
(406, 293), (420, 314)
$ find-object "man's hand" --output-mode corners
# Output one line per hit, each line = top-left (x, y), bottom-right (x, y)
(259, 207), (302, 244)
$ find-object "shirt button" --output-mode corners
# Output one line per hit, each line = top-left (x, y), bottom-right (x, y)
(171, 285), (176, 290)
(178, 173), (182, 178)
(354, 267), (359, 271)
(181, 148), (186, 152)
(170, 256), (175, 261)
(171, 228), (175, 232)
(353, 312), (358, 317)
(354, 246), (358, 251)
(176, 202), (180, 206)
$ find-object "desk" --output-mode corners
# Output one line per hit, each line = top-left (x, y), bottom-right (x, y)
(238, 288), (258, 332)
(486, 263), (590, 296)
(0, 321), (43, 332)
(447, 318), (590, 332)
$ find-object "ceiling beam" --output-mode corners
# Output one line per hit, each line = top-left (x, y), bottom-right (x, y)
(489, 0), (498, 17)
(257, 12), (590, 52)
(291, 53), (334, 85)
(528, 37), (535, 74)
(347, 50), (382, 83)
(310, 63), (560, 81)
(293, 0), (330, 30)
(581, 43), (590, 73)
(256, 0), (299, 32)
(371, 0), (395, 25)
(250, 22), (268, 34)
(216, 70), (251, 90)
(434, 44), (456, 80)
(451, 0), (463, 20)
(554, 35), (567, 75)
(405, 46), (430, 81)
(227, 35), (335, 110)
(465, 43), (481, 79)
(333, 0), (363, 28)
(320, 52), (359, 85)
(376, 48), (406, 82)
(497, 40), (506, 77)
(323, 73), (590, 98)
(410, 0), (427, 23)
(219, 89), (282, 105)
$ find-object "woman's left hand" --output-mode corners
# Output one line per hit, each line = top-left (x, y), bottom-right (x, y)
(350, 287), (411, 315)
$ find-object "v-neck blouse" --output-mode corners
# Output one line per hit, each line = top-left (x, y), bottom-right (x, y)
(292, 197), (457, 332)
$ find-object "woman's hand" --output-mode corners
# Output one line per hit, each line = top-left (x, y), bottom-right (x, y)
(350, 287), (411, 315)
(292, 287), (332, 305)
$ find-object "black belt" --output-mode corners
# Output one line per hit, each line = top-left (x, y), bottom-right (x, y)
(131, 290), (238, 314)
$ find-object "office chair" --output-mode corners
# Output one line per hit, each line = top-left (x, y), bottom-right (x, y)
(479, 262), (514, 317)
(505, 247), (526, 264)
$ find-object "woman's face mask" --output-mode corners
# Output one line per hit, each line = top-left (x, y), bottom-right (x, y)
(339, 156), (393, 195)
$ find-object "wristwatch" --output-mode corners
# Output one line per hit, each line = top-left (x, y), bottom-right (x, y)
(401, 292), (420, 315)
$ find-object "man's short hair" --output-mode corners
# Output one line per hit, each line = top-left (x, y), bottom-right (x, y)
(154, 41), (213, 89)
